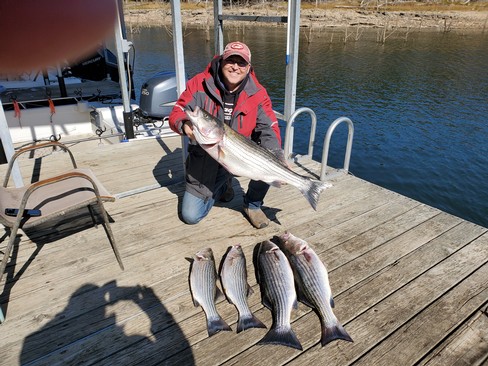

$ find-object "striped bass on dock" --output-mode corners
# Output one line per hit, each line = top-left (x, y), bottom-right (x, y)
(278, 232), (353, 346)
(219, 244), (266, 333)
(187, 247), (232, 337)
(255, 240), (302, 350)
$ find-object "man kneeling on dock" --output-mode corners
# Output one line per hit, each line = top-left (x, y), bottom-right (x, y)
(169, 41), (282, 229)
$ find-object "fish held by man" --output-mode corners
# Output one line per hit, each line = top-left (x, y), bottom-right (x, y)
(255, 240), (303, 350)
(187, 247), (232, 336)
(277, 232), (353, 346)
(185, 106), (331, 211)
(219, 244), (266, 333)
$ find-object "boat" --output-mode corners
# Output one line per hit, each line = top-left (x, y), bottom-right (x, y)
(0, 47), (121, 142)
(1, 52), (180, 145)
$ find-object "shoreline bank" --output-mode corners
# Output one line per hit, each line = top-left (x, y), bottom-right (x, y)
(124, 4), (488, 32)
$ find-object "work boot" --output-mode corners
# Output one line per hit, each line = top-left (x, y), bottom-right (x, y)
(243, 207), (269, 229)
(219, 177), (234, 203)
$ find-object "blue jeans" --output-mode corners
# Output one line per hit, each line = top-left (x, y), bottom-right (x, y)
(181, 176), (270, 225)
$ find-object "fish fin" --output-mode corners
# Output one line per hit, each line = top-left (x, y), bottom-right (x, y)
(301, 179), (332, 211)
(321, 322), (353, 346)
(207, 316), (232, 337)
(218, 145), (226, 161)
(215, 286), (226, 302)
(296, 288), (315, 309)
(246, 284), (254, 297)
(258, 326), (303, 350)
(187, 258), (196, 306)
(268, 148), (288, 167)
(191, 296), (200, 307)
(269, 180), (283, 188)
(261, 294), (273, 310)
(237, 314), (267, 333)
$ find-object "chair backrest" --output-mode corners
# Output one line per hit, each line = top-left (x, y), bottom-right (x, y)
(3, 141), (78, 188)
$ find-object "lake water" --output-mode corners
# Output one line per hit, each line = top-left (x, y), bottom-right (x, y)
(128, 26), (488, 228)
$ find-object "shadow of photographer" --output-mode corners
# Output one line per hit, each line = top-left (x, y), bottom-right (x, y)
(20, 280), (195, 365)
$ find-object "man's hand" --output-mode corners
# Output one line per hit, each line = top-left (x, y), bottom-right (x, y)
(182, 121), (196, 142)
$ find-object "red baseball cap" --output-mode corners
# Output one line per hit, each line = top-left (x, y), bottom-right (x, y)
(222, 41), (251, 64)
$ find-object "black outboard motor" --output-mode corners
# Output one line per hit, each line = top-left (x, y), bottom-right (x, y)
(68, 48), (119, 82)
(133, 71), (180, 128)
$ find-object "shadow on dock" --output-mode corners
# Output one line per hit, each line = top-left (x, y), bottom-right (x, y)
(19, 281), (195, 365)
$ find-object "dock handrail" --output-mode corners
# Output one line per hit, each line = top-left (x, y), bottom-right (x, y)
(282, 107), (317, 160)
(320, 117), (354, 180)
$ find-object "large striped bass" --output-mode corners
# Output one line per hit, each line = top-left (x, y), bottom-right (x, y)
(185, 106), (331, 210)
(255, 240), (302, 350)
(219, 244), (266, 333)
(278, 232), (353, 346)
(187, 247), (232, 337)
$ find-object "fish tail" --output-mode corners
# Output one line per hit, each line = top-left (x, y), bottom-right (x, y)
(237, 314), (267, 333)
(258, 326), (303, 350)
(302, 179), (332, 211)
(207, 316), (232, 337)
(321, 322), (353, 346)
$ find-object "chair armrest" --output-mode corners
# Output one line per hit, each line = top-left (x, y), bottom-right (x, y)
(9, 169), (113, 229)
(3, 141), (78, 187)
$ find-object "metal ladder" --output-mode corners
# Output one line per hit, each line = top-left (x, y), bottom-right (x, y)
(281, 108), (354, 181)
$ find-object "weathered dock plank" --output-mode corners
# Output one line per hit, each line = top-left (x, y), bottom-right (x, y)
(419, 304), (488, 366)
(354, 262), (488, 365)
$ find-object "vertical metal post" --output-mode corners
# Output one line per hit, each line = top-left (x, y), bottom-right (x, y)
(114, 0), (134, 139)
(117, 0), (128, 39)
(56, 64), (68, 98)
(214, 0), (224, 55)
(171, 0), (186, 95)
(283, 0), (300, 153)
(0, 102), (23, 187)
(171, 0), (188, 165)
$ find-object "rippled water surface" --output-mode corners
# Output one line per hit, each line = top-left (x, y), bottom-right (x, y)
(130, 26), (488, 228)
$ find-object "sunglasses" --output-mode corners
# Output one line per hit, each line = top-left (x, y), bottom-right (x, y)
(224, 58), (249, 68)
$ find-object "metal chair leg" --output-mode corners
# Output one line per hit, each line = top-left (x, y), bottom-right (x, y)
(0, 223), (21, 324)
(0, 229), (19, 291)
(96, 202), (124, 271)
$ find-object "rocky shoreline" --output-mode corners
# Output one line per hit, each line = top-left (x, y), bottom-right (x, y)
(124, 4), (488, 32)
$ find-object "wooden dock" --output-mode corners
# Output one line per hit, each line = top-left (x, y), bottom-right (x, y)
(1, 136), (487, 365)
